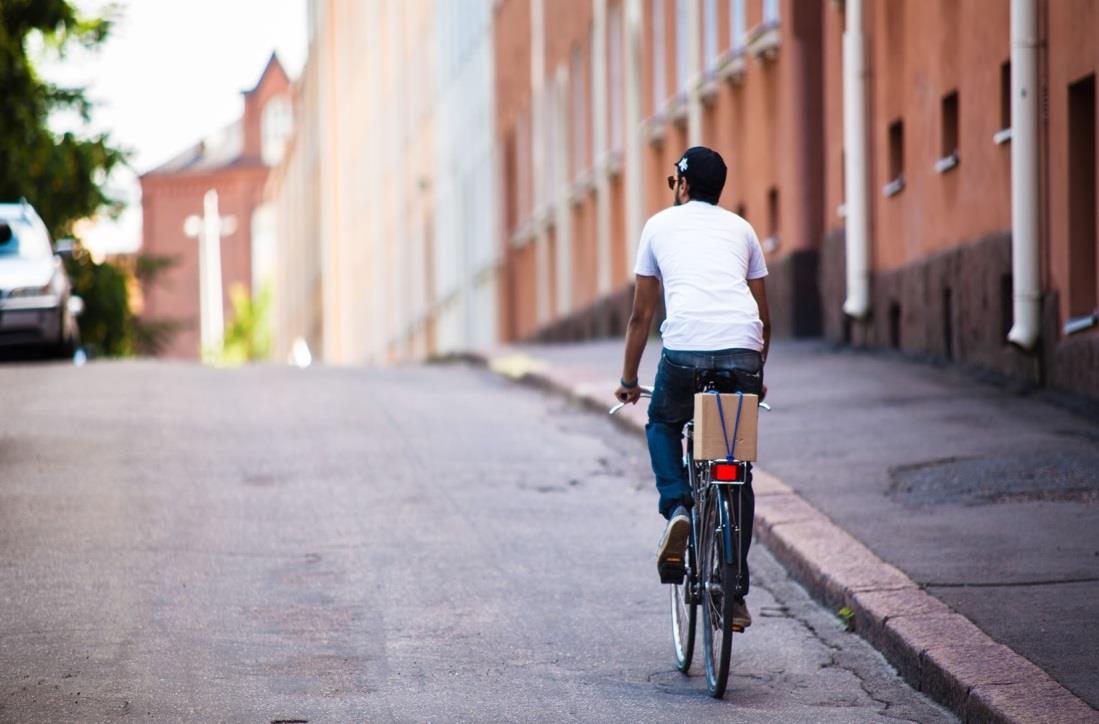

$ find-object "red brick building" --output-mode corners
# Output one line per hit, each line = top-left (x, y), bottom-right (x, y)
(817, 0), (1099, 401)
(495, 0), (829, 344)
(492, 0), (1098, 403)
(140, 55), (292, 359)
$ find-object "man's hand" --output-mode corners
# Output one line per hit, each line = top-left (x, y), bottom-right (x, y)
(615, 383), (642, 405)
(759, 383), (768, 402)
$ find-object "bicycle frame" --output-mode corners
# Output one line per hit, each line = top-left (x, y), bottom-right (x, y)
(684, 421), (746, 599)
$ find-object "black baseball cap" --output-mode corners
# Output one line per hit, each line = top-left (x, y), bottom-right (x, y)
(675, 146), (727, 202)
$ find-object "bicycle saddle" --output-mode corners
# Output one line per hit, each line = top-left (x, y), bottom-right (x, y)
(694, 368), (741, 394)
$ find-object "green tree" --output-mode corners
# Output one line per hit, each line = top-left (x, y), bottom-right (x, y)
(0, 0), (126, 238)
(1, 1), (135, 356)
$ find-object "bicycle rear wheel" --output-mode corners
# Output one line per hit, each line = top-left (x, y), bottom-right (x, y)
(669, 525), (697, 672)
(701, 487), (737, 698)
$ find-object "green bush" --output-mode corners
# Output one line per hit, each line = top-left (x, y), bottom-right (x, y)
(220, 283), (271, 364)
(63, 247), (132, 356)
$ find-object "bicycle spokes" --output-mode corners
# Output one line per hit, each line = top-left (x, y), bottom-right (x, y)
(700, 489), (736, 698)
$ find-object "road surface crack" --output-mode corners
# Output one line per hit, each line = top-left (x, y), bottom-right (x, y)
(925, 576), (1099, 588)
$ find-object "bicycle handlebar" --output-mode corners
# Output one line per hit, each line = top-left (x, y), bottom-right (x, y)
(608, 386), (653, 415)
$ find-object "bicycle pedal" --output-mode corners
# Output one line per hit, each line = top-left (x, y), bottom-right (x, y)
(658, 559), (686, 585)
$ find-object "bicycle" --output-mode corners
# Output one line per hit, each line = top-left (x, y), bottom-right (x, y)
(610, 374), (769, 698)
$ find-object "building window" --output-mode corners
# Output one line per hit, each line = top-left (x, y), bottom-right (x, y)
(504, 130), (518, 233)
(261, 96), (293, 166)
(935, 91), (959, 173)
(609, 3), (624, 150)
(994, 61), (1012, 144)
(942, 286), (954, 360)
(546, 83), (558, 196)
(651, 0), (666, 113)
(942, 91), (959, 155)
(730, 0), (746, 51)
(250, 203), (276, 293)
(1067, 74), (1097, 324)
(765, 187), (779, 252)
(884, 119), (905, 197)
(703, 0), (718, 72)
(571, 45), (588, 175)
(889, 301), (902, 349)
(517, 106), (532, 220)
(1001, 274), (1014, 340)
(675, 0), (689, 93)
(763, 0), (780, 25)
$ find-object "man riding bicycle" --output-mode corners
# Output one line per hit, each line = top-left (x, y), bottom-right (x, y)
(614, 146), (771, 632)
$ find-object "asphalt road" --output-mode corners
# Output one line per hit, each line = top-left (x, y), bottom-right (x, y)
(0, 361), (952, 722)
(516, 339), (1099, 708)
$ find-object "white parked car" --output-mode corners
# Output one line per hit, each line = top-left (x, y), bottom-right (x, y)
(0, 202), (82, 358)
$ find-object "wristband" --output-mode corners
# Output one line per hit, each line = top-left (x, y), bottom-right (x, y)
(620, 377), (639, 389)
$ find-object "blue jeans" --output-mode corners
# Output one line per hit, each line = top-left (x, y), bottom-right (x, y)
(646, 347), (764, 593)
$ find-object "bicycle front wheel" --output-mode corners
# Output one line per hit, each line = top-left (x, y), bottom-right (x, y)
(701, 487), (737, 698)
(669, 526), (697, 672)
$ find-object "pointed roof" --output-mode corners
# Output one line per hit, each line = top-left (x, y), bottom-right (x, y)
(143, 120), (246, 176)
(142, 51), (289, 178)
(245, 52), (289, 95)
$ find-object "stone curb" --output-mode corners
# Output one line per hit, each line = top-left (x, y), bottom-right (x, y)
(457, 350), (1099, 724)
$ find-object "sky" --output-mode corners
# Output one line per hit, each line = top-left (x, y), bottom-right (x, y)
(37, 0), (308, 256)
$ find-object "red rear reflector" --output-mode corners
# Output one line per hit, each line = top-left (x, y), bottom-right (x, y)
(713, 463), (741, 481)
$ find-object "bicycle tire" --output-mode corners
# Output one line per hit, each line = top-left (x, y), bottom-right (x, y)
(670, 521), (697, 672)
(701, 487), (737, 698)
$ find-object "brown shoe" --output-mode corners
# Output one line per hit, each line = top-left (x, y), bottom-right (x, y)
(656, 507), (691, 584)
(732, 597), (752, 631)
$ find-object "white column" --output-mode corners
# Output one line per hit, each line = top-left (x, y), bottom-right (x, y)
(319, 0), (341, 362)
(531, 0), (551, 324)
(200, 190), (225, 359)
(554, 66), (573, 315)
(624, 0), (644, 271)
(686, 0), (703, 145)
(593, 0), (612, 294)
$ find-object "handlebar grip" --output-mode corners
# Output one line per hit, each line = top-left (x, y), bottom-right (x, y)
(609, 390), (652, 415)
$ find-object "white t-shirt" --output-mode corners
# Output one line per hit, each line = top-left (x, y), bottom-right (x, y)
(634, 200), (768, 352)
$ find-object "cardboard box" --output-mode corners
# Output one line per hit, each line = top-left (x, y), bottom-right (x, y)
(693, 393), (759, 461)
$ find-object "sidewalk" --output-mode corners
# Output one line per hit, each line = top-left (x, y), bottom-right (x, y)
(468, 339), (1099, 722)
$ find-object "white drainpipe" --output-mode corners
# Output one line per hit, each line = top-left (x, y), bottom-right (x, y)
(531, 0), (550, 324)
(1007, 0), (1041, 349)
(842, 0), (870, 319)
(623, 0), (643, 272)
(685, 0), (702, 145)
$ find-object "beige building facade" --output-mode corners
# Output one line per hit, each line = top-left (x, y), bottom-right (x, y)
(269, 0), (498, 366)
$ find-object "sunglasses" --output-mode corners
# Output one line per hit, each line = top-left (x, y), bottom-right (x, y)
(667, 175), (681, 190)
